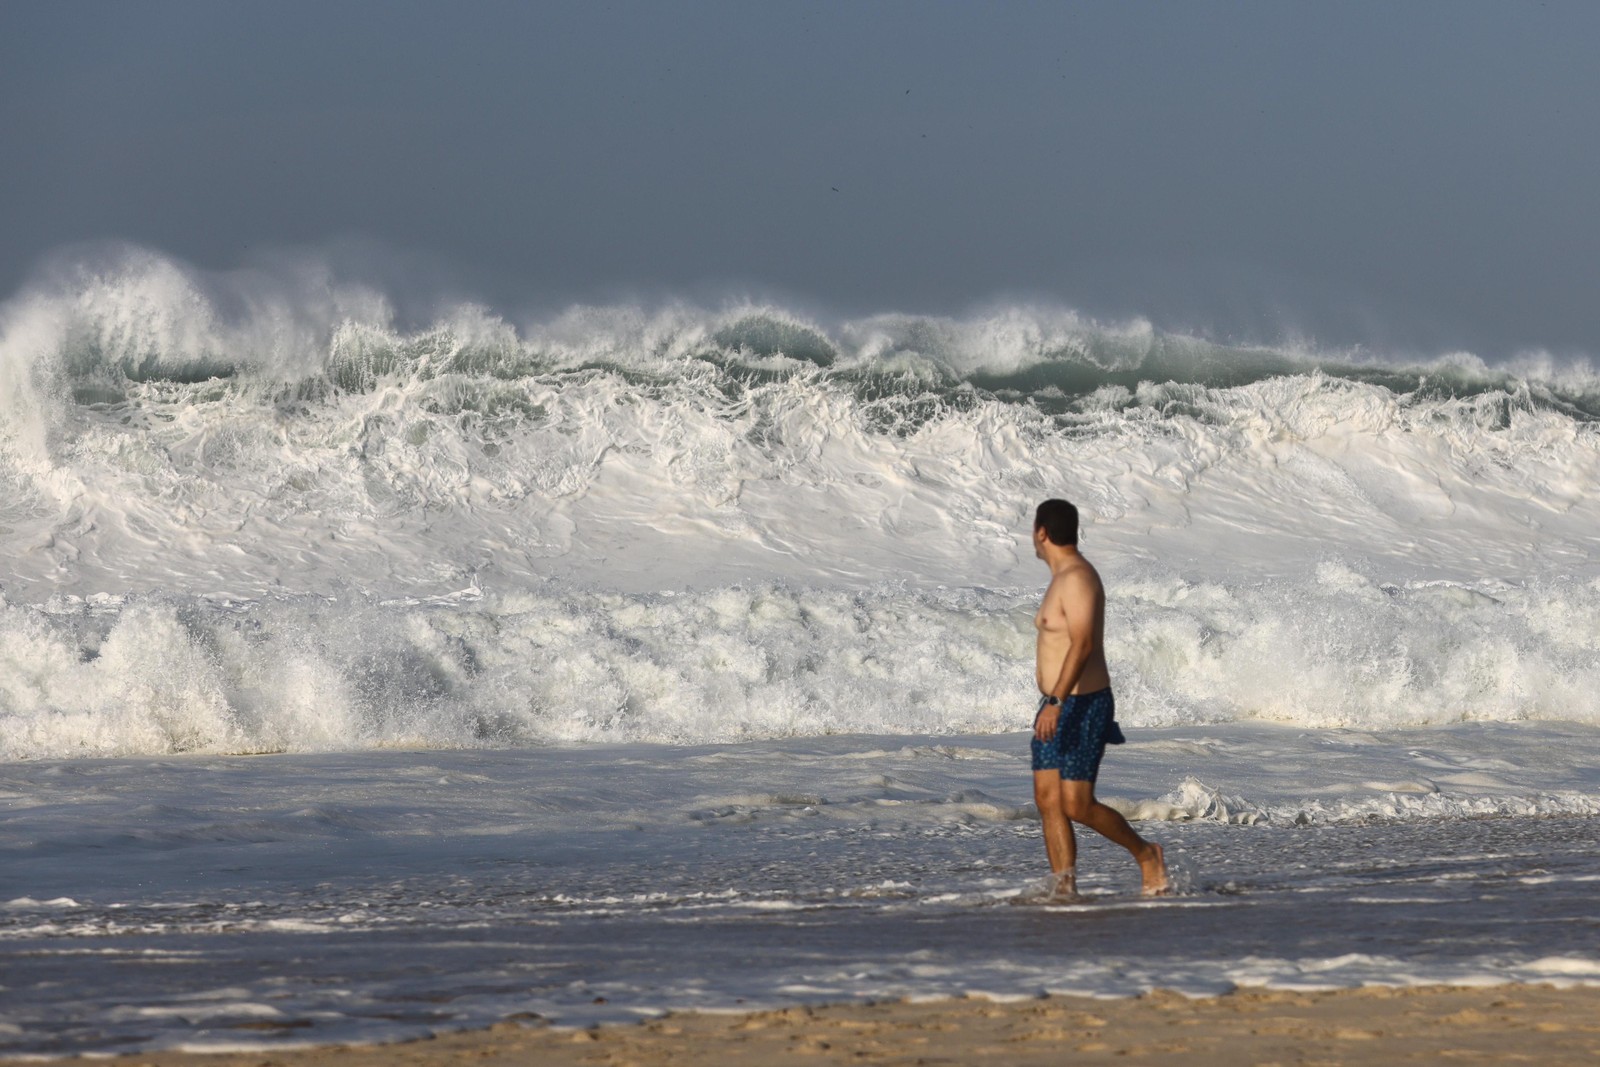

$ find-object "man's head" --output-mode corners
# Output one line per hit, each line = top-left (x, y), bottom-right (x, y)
(1033, 499), (1079, 557)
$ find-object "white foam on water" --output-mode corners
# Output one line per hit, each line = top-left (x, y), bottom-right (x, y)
(1, 249), (1595, 759)
(3, 566), (1598, 759)
(1, 246), (1598, 603)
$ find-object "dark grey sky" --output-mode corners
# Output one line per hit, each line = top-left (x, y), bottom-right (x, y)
(4, 0), (1598, 356)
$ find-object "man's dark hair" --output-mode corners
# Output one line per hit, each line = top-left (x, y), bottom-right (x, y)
(1035, 499), (1079, 546)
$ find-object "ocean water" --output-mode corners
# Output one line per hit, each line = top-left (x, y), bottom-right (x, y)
(2, 249), (1599, 1056)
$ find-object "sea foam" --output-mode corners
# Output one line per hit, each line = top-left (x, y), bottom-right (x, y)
(3, 567), (1596, 760)
(2, 247), (1598, 758)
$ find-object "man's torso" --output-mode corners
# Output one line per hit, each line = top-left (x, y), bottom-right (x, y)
(1034, 555), (1112, 695)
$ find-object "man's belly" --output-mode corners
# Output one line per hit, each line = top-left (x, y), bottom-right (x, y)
(1035, 638), (1112, 693)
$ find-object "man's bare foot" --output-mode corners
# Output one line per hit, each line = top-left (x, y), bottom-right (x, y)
(1049, 870), (1079, 901)
(1139, 842), (1169, 896)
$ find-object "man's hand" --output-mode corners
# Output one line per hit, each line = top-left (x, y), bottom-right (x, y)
(1034, 705), (1060, 742)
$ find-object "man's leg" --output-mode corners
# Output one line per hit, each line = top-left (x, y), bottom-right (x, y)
(1059, 779), (1168, 895)
(1032, 770), (1077, 896)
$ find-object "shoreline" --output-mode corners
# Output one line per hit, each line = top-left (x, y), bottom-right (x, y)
(30, 984), (1600, 1066)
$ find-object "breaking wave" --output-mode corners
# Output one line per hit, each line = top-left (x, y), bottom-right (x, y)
(2, 246), (1598, 758)
(4, 563), (1597, 760)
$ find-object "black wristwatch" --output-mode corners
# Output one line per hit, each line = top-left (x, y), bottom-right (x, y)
(1040, 695), (1060, 706)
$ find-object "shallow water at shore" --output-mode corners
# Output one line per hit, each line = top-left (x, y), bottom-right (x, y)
(5, 730), (1600, 1057)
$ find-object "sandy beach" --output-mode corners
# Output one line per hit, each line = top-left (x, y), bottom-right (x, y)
(63, 985), (1600, 1067)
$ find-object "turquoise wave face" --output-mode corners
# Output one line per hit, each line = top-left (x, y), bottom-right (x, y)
(39, 304), (1600, 421)
(9, 247), (1599, 417)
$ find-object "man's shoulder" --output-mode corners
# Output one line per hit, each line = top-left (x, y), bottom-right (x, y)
(1060, 559), (1104, 594)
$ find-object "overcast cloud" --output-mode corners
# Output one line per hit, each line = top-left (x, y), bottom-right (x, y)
(3, 0), (1598, 357)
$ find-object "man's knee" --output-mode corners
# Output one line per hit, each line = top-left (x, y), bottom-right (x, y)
(1060, 782), (1096, 822)
(1032, 772), (1061, 811)
(1063, 799), (1095, 822)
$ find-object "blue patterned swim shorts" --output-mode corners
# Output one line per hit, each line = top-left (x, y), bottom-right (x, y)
(1030, 688), (1126, 782)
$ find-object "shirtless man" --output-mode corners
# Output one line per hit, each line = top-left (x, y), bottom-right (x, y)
(1030, 499), (1167, 897)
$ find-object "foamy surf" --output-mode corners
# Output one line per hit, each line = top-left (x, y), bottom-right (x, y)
(2, 565), (1597, 760)
(2, 246), (1598, 607)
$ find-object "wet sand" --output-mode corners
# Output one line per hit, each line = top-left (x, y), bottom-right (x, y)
(72, 985), (1600, 1066)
